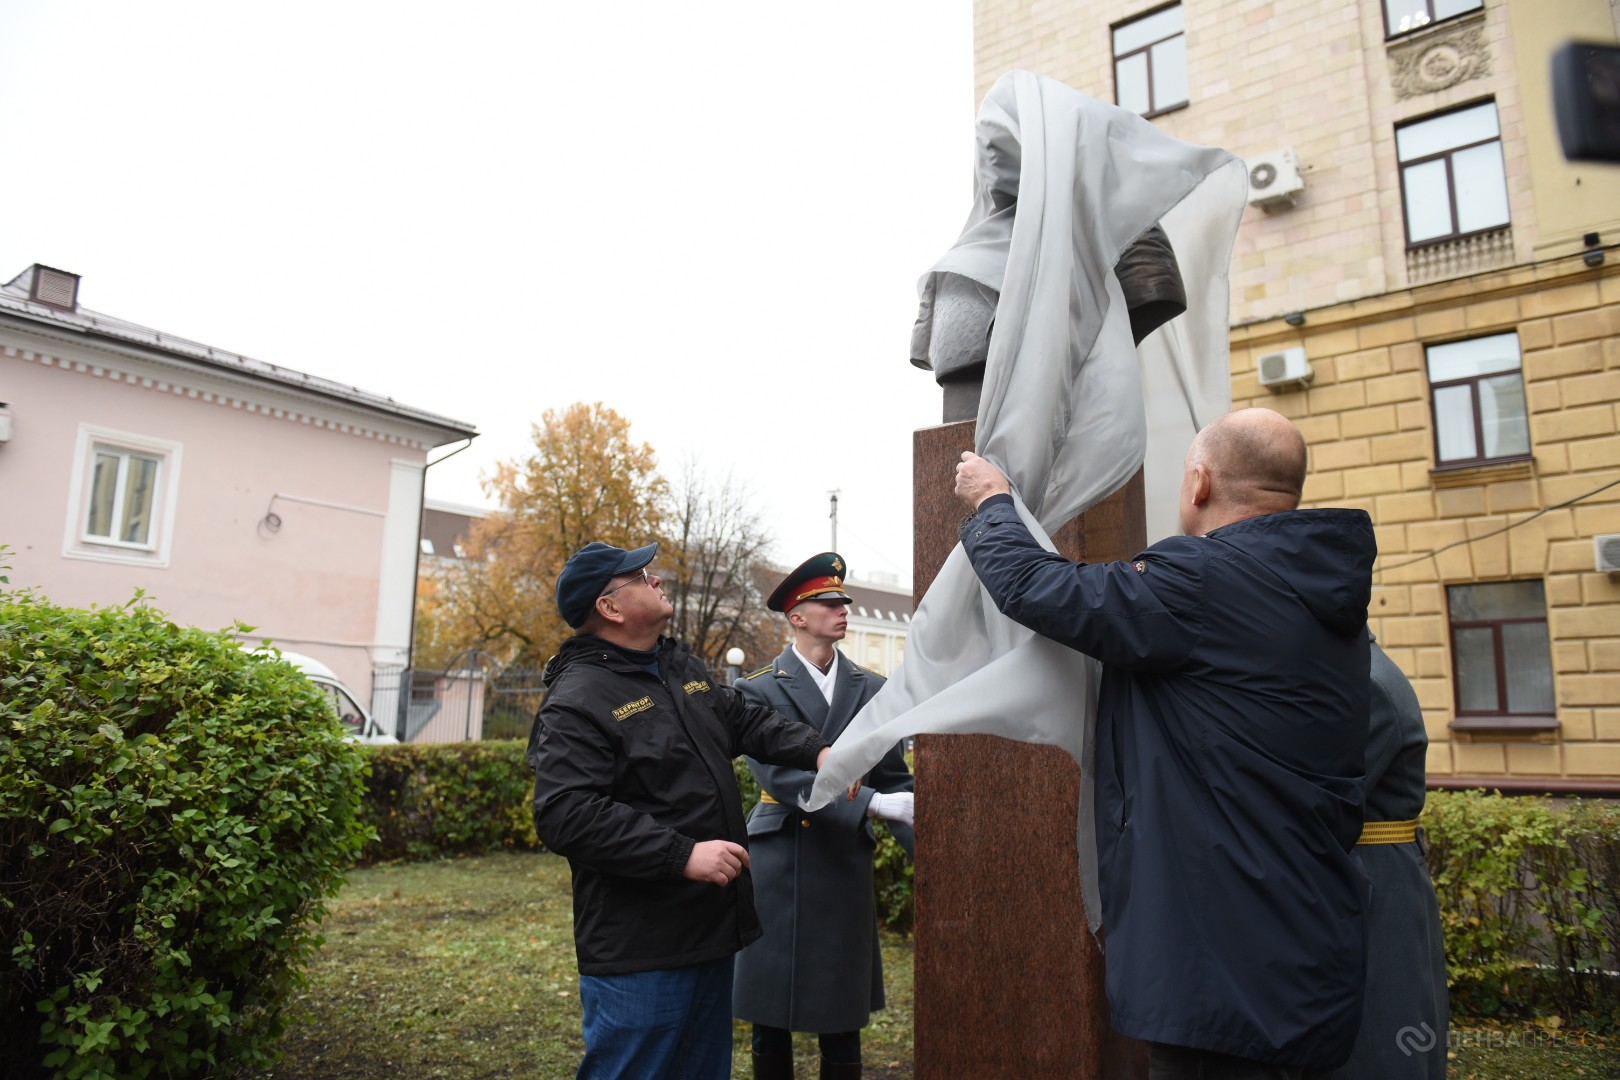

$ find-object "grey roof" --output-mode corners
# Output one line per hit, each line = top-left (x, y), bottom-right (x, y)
(0, 265), (477, 441)
(421, 507), (480, 560)
(843, 579), (914, 623)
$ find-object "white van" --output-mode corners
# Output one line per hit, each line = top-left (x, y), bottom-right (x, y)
(274, 650), (398, 744)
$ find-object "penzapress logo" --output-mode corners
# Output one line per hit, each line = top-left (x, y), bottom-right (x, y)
(1395, 1022), (1438, 1057)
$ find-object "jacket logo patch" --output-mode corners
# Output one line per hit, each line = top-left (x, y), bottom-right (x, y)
(1132, 560), (1146, 573)
(683, 680), (710, 695)
(611, 696), (654, 721)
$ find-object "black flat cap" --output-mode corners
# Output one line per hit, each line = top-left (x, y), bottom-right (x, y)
(555, 541), (658, 628)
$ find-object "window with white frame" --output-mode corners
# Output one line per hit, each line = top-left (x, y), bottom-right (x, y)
(65, 426), (182, 566)
(1383, 0), (1483, 38)
(1447, 580), (1555, 730)
(1426, 332), (1530, 468)
(1113, 4), (1187, 117)
(1397, 101), (1510, 246)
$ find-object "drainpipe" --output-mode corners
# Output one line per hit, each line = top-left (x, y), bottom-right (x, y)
(401, 437), (474, 738)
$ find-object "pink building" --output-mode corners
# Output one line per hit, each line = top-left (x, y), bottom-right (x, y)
(0, 264), (476, 720)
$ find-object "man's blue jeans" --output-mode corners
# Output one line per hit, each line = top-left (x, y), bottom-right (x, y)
(577, 956), (735, 1079)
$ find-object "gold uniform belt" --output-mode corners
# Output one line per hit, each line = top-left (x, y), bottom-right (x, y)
(763, 791), (1418, 843)
(1358, 819), (1419, 845)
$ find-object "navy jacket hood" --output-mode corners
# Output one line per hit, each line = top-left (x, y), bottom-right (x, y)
(1206, 508), (1374, 638)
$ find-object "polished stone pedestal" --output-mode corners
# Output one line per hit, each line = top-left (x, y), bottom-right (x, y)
(911, 419), (1147, 1080)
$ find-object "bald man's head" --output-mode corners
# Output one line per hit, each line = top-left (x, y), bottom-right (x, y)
(1180, 408), (1307, 533)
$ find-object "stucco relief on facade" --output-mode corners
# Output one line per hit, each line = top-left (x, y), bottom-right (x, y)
(1387, 19), (1492, 100)
(1, 343), (433, 448)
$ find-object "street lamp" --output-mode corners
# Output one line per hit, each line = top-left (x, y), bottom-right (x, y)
(725, 647), (746, 684)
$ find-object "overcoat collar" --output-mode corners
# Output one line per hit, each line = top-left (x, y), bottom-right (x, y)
(774, 645), (869, 739)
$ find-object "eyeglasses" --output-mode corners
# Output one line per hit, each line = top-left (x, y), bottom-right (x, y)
(600, 568), (651, 598)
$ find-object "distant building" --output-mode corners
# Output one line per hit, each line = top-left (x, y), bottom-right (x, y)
(840, 571), (914, 676)
(0, 263), (477, 710)
(420, 498), (485, 564)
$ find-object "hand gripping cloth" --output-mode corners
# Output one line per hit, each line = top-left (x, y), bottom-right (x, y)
(803, 71), (1248, 935)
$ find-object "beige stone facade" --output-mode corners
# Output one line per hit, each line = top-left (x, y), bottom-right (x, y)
(974, 0), (1620, 787)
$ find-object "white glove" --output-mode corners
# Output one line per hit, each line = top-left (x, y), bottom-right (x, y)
(866, 791), (914, 828)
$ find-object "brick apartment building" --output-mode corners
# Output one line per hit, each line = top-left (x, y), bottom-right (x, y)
(972, 0), (1620, 788)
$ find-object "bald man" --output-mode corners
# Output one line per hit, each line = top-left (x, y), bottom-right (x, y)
(954, 408), (1376, 1080)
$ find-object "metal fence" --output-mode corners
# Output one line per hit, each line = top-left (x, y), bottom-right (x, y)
(370, 651), (549, 743)
(370, 654), (745, 743)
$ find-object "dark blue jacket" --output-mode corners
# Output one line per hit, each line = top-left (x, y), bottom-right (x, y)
(962, 496), (1374, 1068)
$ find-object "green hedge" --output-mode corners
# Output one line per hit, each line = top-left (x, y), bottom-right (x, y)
(362, 748), (1620, 1025)
(360, 742), (539, 862)
(1423, 789), (1620, 1027)
(0, 594), (371, 1080)
(352, 743), (914, 931)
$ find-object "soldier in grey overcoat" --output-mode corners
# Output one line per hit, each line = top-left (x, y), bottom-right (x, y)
(732, 553), (915, 1080)
(1327, 635), (1449, 1079)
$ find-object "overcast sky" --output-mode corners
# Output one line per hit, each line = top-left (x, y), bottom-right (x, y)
(1, 1), (977, 588)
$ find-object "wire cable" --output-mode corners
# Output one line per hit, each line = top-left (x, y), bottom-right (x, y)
(1374, 474), (1620, 575)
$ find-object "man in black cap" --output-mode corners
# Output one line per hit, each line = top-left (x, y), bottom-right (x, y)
(530, 540), (835, 1080)
(732, 553), (915, 1080)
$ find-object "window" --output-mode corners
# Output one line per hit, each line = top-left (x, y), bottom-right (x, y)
(1114, 4), (1187, 117)
(1397, 101), (1510, 246)
(1383, 0), (1483, 38)
(313, 680), (369, 739)
(1447, 581), (1555, 730)
(1426, 332), (1529, 468)
(64, 426), (182, 567)
(86, 446), (162, 547)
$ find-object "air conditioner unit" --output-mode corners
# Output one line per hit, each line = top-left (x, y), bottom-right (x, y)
(1596, 533), (1620, 573)
(1257, 346), (1313, 390)
(1246, 148), (1304, 208)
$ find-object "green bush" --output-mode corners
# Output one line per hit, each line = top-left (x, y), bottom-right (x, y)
(0, 593), (371, 1079)
(1423, 789), (1620, 1026)
(360, 742), (539, 862)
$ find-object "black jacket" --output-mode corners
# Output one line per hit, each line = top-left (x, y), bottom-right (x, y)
(529, 634), (828, 975)
(962, 496), (1375, 1069)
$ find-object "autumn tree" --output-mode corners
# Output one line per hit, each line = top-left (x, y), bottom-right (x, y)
(662, 457), (782, 670)
(416, 402), (666, 668)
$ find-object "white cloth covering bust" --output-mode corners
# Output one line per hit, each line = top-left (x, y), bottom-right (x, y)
(803, 71), (1248, 934)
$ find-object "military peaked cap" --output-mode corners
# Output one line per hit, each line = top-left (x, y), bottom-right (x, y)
(768, 551), (854, 613)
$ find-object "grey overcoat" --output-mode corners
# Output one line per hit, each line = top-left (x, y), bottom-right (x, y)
(731, 646), (915, 1033)
(1327, 637), (1449, 1079)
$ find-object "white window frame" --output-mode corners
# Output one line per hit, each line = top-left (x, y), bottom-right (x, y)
(63, 425), (183, 568)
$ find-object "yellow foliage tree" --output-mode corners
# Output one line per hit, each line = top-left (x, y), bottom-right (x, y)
(416, 403), (667, 668)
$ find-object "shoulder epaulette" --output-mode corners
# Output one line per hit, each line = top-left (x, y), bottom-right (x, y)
(743, 665), (774, 680)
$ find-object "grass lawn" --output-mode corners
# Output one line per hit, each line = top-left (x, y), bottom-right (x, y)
(268, 851), (1614, 1079)
(267, 850), (911, 1078)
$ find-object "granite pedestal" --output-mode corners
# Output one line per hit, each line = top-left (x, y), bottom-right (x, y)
(911, 419), (1147, 1080)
